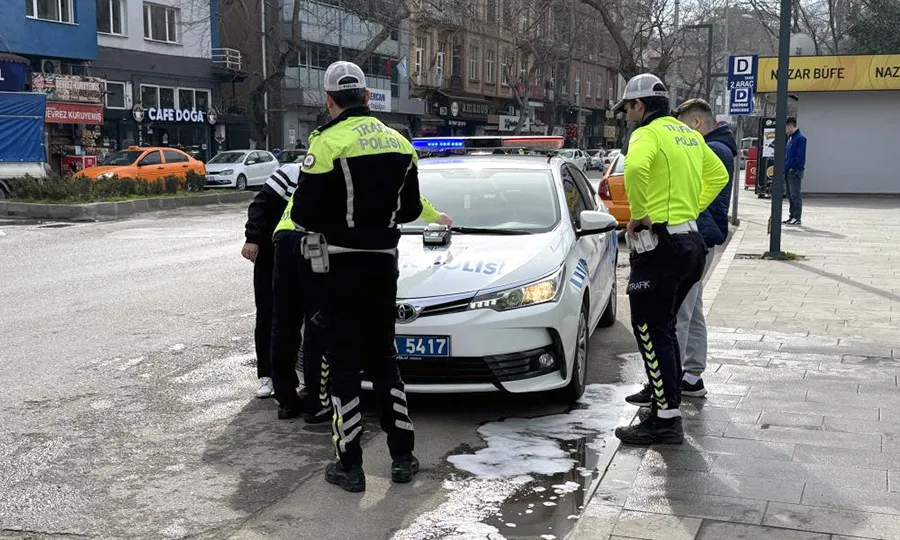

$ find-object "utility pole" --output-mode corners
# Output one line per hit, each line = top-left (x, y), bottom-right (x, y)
(260, 0), (269, 150)
(767, 0), (792, 256)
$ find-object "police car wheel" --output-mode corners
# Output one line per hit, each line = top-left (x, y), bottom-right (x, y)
(598, 280), (617, 328)
(236, 175), (248, 191)
(557, 304), (589, 403)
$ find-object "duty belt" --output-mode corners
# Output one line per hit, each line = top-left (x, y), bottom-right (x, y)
(327, 245), (398, 256)
(666, 220), (698, 235)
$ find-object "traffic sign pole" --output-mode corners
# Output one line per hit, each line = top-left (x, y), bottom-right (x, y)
(726, 54), (759, 226)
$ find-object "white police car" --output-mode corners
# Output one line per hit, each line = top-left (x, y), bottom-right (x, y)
(379, 136), (619, 402)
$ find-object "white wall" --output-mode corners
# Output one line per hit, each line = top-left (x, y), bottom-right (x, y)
(799, 91), (900, 194)
(98, 0), (211, 59)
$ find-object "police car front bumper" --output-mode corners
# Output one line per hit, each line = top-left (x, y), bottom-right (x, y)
(362, 295), (579, 394)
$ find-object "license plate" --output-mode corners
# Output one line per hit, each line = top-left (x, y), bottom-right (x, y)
(395, 336), (450, 358)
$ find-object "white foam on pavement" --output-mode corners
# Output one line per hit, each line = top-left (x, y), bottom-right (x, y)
(447, 385), (635, 479)
(392, 385), (635, 539)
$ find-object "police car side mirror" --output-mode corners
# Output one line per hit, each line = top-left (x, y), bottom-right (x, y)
(577, 210), (617, 236)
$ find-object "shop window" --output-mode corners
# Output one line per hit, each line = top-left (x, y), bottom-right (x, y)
(144, 2), (179, 44)
(178, 89), (194, 110)
(195, 90), (210, 110)
(160, 87), (175, 108)
(105, 81), (127, 109)
(98, 0), (125, 35)
(163, 149), (189, 163)
(27, 0), (74, 23)
(139, 151), (162, 166)
(141, 85), (159, 108)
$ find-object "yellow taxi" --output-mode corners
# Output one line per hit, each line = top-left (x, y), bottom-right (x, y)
(79, 147), (206, 181)
(597, 153), (629, 227)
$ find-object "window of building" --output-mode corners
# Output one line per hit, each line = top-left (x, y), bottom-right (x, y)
(486, 0), (497, 22)
(501, 54), (511, 86)
(519, 58), (527, 81)
(97, 0), (125, 35)
(436, 42), (446, 76)
(26, 0), (74, 23)
(575, 69), (581, 97)
(586, 77), (592, 101)
(451, 44), (461, 77)
(415, 37), (426, 73)
(143, 3), (178, 44)
(468, 45), (479, 81)
(485, 50), (494, 84)
(608, 69), (616, 100)
(502, 0), (512, 25)
(105, 81), (127, 109)
(597, 75), (602, 98)
(140, 84), (176, 109)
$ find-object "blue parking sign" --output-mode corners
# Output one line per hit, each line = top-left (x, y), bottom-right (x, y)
(728, 55), (758, 116)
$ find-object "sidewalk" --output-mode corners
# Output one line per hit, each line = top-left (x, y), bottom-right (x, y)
(572, 190), (900, 540)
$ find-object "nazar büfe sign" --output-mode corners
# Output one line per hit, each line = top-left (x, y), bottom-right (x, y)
(757, 54), (900, 93)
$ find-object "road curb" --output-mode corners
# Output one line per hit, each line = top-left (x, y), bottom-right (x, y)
(0, 191), (254, 222)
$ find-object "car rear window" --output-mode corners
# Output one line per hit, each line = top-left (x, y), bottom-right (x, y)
(612, 155), (625, 175)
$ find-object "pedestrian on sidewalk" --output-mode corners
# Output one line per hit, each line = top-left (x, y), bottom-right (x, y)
(673, 99), (737, 398)
(274, 61), (424, 492)
(783, 117), (807, 226)
(612, 74), (729, 445)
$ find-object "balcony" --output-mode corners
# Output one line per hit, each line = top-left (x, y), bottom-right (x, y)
(212, 48), (244, 72)
(412, 69), (446, 89)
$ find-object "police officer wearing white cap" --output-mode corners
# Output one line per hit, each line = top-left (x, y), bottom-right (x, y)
(272, 61), (423, 492)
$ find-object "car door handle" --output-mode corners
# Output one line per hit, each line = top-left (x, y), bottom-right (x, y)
(181, 164), (188, 168)
(156, 166), (164, 170)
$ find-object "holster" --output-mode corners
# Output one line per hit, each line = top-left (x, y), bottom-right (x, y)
(300, 233), (330, 274)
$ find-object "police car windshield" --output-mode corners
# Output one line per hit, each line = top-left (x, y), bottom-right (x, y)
(404, 169), (560, 233)
(208, 151), (247, 164)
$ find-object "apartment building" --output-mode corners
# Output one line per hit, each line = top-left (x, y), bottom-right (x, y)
(407, 0), (620, 147)
(90, 0), (249, 161)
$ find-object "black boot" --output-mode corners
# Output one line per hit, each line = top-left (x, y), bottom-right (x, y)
(277, 405), (303, 420)
(391, 455), (419, 483)
(615, 413), (684, 445)
(325, 461), (366, 492)
(625, 383), (653, 407)
(303, 406), (331, 424)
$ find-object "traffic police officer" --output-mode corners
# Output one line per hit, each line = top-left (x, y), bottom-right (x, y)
(612, 74), (729, 445)
(273, 61), (423, 492)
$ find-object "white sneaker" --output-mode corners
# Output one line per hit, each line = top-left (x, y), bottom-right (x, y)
(255, 377), (274, 399)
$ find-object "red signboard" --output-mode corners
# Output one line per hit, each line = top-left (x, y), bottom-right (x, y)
(45, 102), (104, 125)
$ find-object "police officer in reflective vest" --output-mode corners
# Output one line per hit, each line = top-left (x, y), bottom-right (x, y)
(612, 74), (729, 445)
(273, 61), (423, 491)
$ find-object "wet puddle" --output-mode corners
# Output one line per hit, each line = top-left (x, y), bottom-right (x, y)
(393, 384), (636, 539)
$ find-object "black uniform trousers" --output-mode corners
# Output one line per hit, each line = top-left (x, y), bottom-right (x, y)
(270, 230), (328, 413)
(627, 227), (706, 412)
(320, 252), (414, 468)
(253, 245), (275, 379)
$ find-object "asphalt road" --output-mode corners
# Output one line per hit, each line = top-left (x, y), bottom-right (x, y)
(0, 175), (644, 540)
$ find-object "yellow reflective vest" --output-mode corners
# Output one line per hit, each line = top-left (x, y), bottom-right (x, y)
(624, 115), (729, 225)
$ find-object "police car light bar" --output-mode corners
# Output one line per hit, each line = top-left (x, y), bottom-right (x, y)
(412, 136), (565, 151)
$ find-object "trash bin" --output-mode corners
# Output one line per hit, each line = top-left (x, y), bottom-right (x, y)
(744, 146), (758, 189)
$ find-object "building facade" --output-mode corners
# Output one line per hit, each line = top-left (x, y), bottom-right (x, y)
(407, 0), (620, 147)
(90, 0), (249, 163)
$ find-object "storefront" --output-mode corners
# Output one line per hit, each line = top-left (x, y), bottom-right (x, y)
(31, 73), (105, 174)
(129, 104), (219, 162)
(430, 92), (492, 136)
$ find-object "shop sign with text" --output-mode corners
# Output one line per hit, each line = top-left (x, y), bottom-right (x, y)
(45, 102), (104, 124)
(445, 100), (490, 119)
(757, 54), (900, 93)
(132, 105), (218, 124)
(368, 88), (392, 113)
(32, 74), (103, 103)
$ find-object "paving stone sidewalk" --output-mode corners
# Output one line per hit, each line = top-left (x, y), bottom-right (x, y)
(571, 190), (900, 540)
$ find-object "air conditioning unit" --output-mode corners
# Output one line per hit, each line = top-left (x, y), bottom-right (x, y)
(41, 59), (61, 74)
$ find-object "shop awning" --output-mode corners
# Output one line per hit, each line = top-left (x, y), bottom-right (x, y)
(0, 53), (29, 65)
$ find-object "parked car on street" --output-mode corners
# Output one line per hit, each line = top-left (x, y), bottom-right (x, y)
(557, 148), (589, 171)
(600, 149), (621, 172)
(586, 149), (607, 171)
(78, 147), (206, 182)
(384, 135), (619, 403)
(597, 152), (629, 228)
(204, 150), (280, 190)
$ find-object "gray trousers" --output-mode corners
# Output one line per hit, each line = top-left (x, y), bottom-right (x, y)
(675, 247), (716, 374)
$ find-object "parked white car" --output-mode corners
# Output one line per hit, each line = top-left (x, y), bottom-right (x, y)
(205, 150), (279, 190)
(586, 149), (607, 171)
(558, 149), (589, 171)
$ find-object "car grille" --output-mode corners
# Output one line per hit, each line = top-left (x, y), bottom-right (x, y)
(397, 345), (557, 385)
(418, 297), (471, 317)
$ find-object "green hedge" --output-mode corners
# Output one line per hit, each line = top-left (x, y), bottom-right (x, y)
(5, 170), (207, 203)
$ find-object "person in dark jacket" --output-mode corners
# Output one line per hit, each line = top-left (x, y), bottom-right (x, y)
(673, 99), (736, 397)
(783, 117), (806, 225)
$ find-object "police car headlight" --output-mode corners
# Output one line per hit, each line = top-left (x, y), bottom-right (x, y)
(469, 265), (565, 312)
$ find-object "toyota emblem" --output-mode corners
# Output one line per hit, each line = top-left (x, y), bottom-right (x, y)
(396, 303), (419, 323)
